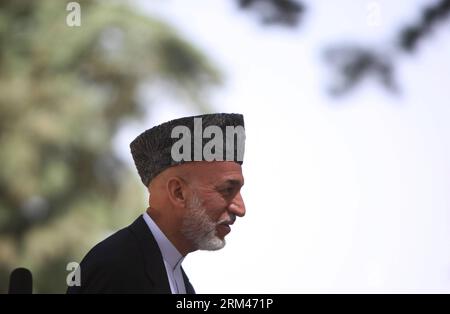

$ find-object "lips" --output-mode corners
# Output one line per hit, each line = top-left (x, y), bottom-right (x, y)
(217, 223), (231, 236)
(216, 215), (235, 236)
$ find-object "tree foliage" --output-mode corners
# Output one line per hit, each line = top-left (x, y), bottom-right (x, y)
(0, 0), (220, 293)
(235, 0), (450, 96)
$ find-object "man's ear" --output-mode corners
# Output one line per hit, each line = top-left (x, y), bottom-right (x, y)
(166, 176), (188, 208)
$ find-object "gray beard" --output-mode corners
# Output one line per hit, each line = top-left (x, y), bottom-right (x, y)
(181, 194), (226, 251)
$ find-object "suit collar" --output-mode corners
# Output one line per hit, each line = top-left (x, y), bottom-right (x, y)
(142, 212), (184, 270)
(128, 215), (171, 293)
(128, 215), (196, 294)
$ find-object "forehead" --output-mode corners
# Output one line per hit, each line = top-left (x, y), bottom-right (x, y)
(184, 161), (244, 185)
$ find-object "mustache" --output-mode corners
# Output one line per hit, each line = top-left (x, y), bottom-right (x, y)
(217, 213), (236, 226)
(201, 213), (236, 235)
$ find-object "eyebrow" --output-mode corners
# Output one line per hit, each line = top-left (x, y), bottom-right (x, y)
(220, 179), (244, 188)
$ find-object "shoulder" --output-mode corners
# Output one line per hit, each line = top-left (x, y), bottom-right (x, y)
(84, 226), (140, 267)
(67, 218), (150, 293)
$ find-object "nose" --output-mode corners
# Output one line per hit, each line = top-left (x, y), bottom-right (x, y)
(227, 192), (246, 217)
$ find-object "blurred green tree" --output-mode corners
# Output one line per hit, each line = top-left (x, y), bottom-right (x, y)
(0, 0), (221, 293)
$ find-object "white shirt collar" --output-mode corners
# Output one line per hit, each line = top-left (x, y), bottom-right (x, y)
(142, 212), (184, 270)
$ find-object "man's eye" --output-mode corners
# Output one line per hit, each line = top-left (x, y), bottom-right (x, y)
(221, 187), (234, 195)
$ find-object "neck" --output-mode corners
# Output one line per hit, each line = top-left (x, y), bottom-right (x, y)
(146, 207), (195, 256)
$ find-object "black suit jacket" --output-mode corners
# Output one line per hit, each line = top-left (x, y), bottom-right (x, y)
(67, 215), (195, 294)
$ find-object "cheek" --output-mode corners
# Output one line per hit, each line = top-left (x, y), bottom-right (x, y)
(201, 195), (228, 219)
(212, 197), (228, 210)
(199, 190), (224, 207)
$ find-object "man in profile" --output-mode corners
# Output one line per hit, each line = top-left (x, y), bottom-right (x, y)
(67, 113), (246, 293)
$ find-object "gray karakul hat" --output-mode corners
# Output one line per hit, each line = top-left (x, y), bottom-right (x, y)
(130, 113), (245, 187)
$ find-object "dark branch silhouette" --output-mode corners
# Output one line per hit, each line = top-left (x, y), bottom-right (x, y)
(399, 0), (450, 51)
(324, 0), (450, 96)
(324, 45), (397, 96)
(235, 0), (450, 96)
(237, 0), (305, 26)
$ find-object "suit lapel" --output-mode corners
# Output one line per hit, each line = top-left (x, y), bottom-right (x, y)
(128, 215), (171, 293)
(182, 267), (196, 294)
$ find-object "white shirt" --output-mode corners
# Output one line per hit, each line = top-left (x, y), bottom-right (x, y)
(143, 212), (186, 294)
